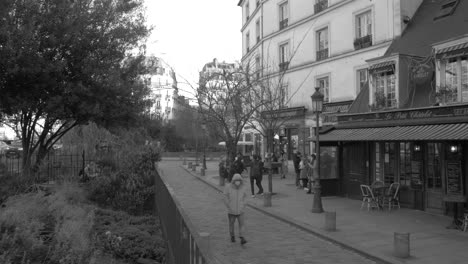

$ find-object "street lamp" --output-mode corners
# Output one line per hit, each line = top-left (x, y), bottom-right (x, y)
(311, 87), (324, 213)
(201, 121), (207, 170)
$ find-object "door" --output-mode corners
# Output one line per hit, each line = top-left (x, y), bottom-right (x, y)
(343, 142), (368, 199)
(425, 142), (444, 213)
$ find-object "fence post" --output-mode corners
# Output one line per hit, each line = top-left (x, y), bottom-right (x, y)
(324, 211), (336, 231)
(394, 232), (410, 258)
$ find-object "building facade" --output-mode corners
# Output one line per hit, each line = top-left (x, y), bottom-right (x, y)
(144, 56), (180, 123)
(238, 0), (423, 170)
(317, 0), (468, 215)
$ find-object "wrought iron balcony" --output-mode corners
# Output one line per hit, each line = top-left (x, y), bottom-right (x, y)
(279, 18), (288, 30)
(279, 61), (289, 71)
(316, 48), (329, 61)
(353, 34), (373, 50)
(314, 0), (328, 14)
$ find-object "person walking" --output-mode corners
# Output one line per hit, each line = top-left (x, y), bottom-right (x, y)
(299, 156), (310, 190)
(249, 154), (264, 197)
(306, 154), (317, 194)
(279, 151), (288, 179)
(223, 173), (248, 245)
(228, 152), (245, 182)
(293, 151), (302, 187)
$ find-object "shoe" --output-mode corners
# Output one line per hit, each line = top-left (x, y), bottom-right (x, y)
(240, 237), (247, 245)
(306, 191), (312, 194)
(251, 195), (256, 198)
(304, 188), (309, 192)
(231, 236), (235, 242)
(257, 192), (263, 195)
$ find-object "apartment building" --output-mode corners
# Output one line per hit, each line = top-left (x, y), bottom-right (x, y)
(144, 56), (180, 122)
(238, 0), (423, 161)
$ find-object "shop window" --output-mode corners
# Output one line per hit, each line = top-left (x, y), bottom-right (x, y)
(399, 142), (423, 189)
(320, 146), (338, 179)
(383, 142), (396, 185)
(427, 143), (442, 189)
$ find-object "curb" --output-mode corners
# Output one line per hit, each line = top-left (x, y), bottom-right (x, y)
(181, 165), (401, 264)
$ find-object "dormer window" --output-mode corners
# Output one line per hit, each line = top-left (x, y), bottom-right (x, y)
(369, 61), (397, 110)
(434, 0), (459, 20)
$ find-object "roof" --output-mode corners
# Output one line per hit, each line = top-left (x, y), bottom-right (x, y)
(385, 0), (468, 57)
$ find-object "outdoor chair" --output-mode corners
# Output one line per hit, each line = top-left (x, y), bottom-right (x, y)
(462, 210), (468, 232)
(383, 182), (400, 210)
(360, 184), (380, 211)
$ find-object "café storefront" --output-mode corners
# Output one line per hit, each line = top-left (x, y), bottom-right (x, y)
(319, 104), (468, 215)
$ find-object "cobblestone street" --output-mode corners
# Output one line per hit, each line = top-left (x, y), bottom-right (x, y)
(158, 160), (376, 264)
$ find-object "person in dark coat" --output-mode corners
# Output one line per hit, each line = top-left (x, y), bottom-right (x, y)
(293, 151), (302, 187)
(249, 154), (264, 197)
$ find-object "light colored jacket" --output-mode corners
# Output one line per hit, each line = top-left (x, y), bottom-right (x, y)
(223, 174), (248, 215)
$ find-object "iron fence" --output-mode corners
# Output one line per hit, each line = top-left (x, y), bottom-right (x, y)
(0, 150), (94, 182)
(154, 170), (227, 264)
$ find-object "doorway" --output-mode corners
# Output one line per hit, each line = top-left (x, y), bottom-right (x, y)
(425, 143), (444, 213)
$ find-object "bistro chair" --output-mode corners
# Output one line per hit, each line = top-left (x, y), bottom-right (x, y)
(360, 184), (380, 211)
(383, 183), (400, 210)
(462, 210), (468, 232)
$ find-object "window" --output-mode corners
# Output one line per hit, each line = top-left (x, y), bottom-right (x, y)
(434, 0), (459, 20)
(440, 56), (468, 103)
(399, 142), (423, 188)
(314, 0), (328, 14)
(279, 42), (289, 70)
(255, 56), (261, 80)
(279, 1), (288, 30)
(375, 143), (381, 180)
(255, 19), (261, 43)
(427, 143), (442, 190)
(316, 76), (329, 102)
(357, 68), (368, 94)
(280, 84), (288, 108)
(245, 133), (253, 142)
(354, 11), (372, 49)
(383, 142), (396, 185)
(373, 71), (396, 109)
(245, 2), (250, 21)
(246, 32), (250, 53)
(356, 11), (372, 38)
(316, 27), (329, 61)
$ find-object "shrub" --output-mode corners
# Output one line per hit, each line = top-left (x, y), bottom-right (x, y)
(93, 209), (165, 263)
(87, 145), (160, 215)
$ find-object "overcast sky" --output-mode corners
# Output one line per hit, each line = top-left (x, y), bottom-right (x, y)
(144, 0), (241, 99)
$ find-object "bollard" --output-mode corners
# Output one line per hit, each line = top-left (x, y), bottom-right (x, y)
(394, 232), (410, 258)
(263, 192), (272, 207)
(324, 211), (336, 231)
(188, 162), (192, 169)
(201, 168), (205, 176)
(183, 158), (187, 165)
(198, 232), (211, 252)
(219, 176), (225, 186)
(192, 164), (196, 172)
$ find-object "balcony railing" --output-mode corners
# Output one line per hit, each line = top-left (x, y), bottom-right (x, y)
(316, 48), (329, 61)
(279, 18), (288, 30)
(314, 0), (328, 14)
(279, 61), (289, 71)
(354, 34), (373, 50)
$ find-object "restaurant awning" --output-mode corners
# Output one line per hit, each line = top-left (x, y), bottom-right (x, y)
(435, 42), (468, 59)
(310, 123), (468, 142)
(369, 61), (395, 74)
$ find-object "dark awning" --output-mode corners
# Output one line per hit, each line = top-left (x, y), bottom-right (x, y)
(310, 123), (468, 142)
(369, 61), (395, 74)
(435, 42), (468, 59)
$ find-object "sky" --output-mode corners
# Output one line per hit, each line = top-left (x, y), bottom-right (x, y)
(144, 0), (242, 99)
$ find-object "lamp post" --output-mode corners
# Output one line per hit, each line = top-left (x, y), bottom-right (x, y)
(201, 121), (207, 170)
(311, 87), (324, 213)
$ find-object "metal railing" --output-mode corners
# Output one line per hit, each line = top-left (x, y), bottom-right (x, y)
(154, 170), (227, 264)
(316, 48), (329, 61)
(279, 18), (288, 30)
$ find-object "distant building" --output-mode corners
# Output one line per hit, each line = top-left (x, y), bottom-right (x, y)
(144, 56), (180, 123)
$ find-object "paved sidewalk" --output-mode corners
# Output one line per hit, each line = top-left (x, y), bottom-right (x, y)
(174, 157), (468, 264)
(157, 160), (376, 264)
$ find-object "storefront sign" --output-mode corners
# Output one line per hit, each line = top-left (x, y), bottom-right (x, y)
(444, 162), (465, 202)
(339, 104), (468, 123)
(261, 107), (306, 120)
(412, 63), (433, 85)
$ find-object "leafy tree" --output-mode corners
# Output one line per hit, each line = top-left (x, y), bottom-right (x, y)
(0, 0), (151, 176)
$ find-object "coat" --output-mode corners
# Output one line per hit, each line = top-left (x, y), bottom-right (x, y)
(223, 174), (248, 215)
(249, 159), (263, 179)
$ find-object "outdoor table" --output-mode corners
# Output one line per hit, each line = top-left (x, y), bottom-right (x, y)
(371, 185), (389, 209)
